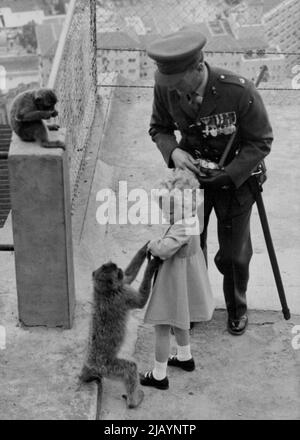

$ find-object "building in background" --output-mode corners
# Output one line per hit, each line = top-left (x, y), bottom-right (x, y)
(0, 0), (68, 123)
(36, 15), (65, 85)
(202, 19), (284, 82)
(138, 33), (159, 80)
(96, 1), (288, 85)
(263, 0), (300, 74)
(229, 0), (300, 76)
(0, 7), (45, 28)
(0, 28), (6, 53)
(137, 19), (285, 83)
(0, 0), (69, 16)
(43, 0), (68, 15)
(97, 31), (141, 82)
(0, 55), (40, 92)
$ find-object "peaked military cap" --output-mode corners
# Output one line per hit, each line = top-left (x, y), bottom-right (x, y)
(146, 29), (207, 87)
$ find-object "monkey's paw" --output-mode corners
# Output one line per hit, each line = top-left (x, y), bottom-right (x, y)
(79, 365), (101, 384)
(122, 389), (144, 409)
(47, 124), (60, 131)
(44, 140), (66, 150)
(55, 140), (66, 150)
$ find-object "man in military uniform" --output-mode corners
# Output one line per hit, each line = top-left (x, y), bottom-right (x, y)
(146, 28), (273, 335)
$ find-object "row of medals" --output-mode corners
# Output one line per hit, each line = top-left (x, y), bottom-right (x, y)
(198, 112), (237, 138)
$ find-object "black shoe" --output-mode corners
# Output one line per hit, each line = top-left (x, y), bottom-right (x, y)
(168, 355), (195, 372)
(227, 315), (248, 336)
(139, 371), (169, 390)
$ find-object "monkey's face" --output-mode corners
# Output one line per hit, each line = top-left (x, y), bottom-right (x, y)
(35, 88), (58, 111)
(93, 262), (123, 293)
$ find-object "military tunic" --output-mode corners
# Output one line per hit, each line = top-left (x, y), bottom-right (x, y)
(149, 63), (273, 319)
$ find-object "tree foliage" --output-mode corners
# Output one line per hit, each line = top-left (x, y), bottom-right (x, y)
(18, 21), (37, 51)
(54, 0), (66, 14)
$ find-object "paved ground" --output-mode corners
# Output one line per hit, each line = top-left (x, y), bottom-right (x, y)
(101, 310), (300, 420)
(0, 106), (107, 420)
(0, 218), (98, 419)
(0, 85), (299, 419)
(82, 87), (300, 420)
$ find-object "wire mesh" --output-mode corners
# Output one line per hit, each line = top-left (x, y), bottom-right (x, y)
(49, 0), (98, 204)
(96, 0), (300, 103)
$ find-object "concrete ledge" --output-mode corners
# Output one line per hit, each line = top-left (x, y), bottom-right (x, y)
(8, 131), (75, 328)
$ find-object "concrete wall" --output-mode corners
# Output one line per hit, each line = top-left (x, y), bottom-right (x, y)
(8, 131), (75, 328)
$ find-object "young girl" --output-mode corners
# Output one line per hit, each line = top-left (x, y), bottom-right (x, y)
(140, 169), (215, 390)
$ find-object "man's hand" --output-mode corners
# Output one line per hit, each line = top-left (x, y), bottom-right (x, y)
(198, 169), (233, 190)
(171, 148), (200, 175)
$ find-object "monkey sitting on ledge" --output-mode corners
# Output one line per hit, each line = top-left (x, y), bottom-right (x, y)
(79, 242), (161, 409)
(9, 88), (65, 150)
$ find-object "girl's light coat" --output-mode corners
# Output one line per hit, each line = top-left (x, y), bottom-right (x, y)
(144, 216), (215, 330)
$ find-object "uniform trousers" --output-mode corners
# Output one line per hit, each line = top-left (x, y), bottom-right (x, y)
(200, 178), (256, 319)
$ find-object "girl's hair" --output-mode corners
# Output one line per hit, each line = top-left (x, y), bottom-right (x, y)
(155, 169), (201, 217)
(158, 168), (200, 192)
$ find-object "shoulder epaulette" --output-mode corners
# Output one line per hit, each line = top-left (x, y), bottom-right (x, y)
(217, 73), (248, 87)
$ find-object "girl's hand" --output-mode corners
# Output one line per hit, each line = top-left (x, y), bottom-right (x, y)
(149, 256), (162, 270)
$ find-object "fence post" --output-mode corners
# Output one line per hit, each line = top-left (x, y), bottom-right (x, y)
(8, 131), (75, 328)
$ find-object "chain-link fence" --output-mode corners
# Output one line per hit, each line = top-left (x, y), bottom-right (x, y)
(96, 0), (300, 104)
(48, 0), (98, 204)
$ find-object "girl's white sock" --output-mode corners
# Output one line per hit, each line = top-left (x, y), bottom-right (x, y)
(177, 344), (192, 361)
(153, 360), (168, 380)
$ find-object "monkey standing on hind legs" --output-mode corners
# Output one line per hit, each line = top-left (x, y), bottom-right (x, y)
(79, 242), (161, 409)
(9, 88), (65, 150)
